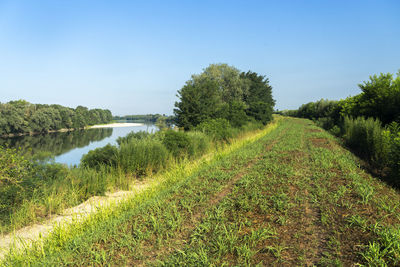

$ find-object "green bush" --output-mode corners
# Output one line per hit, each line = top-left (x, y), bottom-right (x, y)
(81, 144), (118, 169)
(69, 166), (108, 197)
(343, 116), (390, 167)
(195, 118), (233, 142)
(329, 125), (342, 136)
(240, 121), (264, 132)
(186, 131), (211, 158)
(116, 131), (150, 145)
(316, 117), (336, 131)
(117, 138), (170, 176)
(162, 130), (192, 158)
(0, 146), (32, 186)
(0, 146), (33, 214)
(387, 123), (400, 185)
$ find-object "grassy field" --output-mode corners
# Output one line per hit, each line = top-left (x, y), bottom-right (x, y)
(2, 117), (400, 266)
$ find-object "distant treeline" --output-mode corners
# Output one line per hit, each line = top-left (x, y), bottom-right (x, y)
(0, 100), (113, 136)
(280, 70), (400, 186)
(113, 114), (175, 124)
(279, 71), (400, 128)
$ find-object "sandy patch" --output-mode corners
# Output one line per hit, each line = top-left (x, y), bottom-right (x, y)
(0, 182), (150, 261)
(90, 123), (145, 128)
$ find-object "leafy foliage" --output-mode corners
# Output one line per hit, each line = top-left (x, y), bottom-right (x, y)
(174, 78), (224, 130)
(186, 131), (211, 158)
(81, 144), (118, 169)
(343, 116), (390, 167)
(0, 146), (33, 214)
(195, 118), (233, 142)
(341, 72), (400, 124)
(0, 100), (113, 136)
(0, 146), (31, 187)
(162, 130), (192, 158)
(116, 130), (150, 145)
(174, 64), (275, 129)
(241, 71), (275, 124)
(387, 122), (400, 184)
(161, 130), (211, 159)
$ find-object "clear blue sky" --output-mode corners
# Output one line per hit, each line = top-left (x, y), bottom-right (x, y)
(1, 0), (399, 115)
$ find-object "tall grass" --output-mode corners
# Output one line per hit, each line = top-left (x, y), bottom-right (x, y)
(195, 118), (233, 142)
(0, 162), (124, 234)
(343, 116), (390, 168)
(339, 116), (400, 186)
(387, 122), (400, 186)
(186, 131), (211, 158)
(117, 138), (170, 176)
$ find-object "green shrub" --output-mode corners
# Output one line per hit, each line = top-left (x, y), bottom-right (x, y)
(329, 125), (342, 136)
(0, 146), (32, 186)
(316, 117), (336, 131)
(0, 146), (33, 214)
(195, 118), (233, 142)
(240, 121), (264, 132)
(116, 131), (150, 145)
(186, 131), (211, 158)
(69, 166), (108, 197)
(117, 139), (170, 176)
(343, 116), (390, 167)
(162, 130), (192, 158)
(81, 144), (118, 169)
(387, 122), (400, 185)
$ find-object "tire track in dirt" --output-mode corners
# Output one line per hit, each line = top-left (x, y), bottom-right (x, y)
(140, 127), (287, 265)
(268, 122), (330, 266)
(302, 128), (331, 266)
(302, 189), (328, 266)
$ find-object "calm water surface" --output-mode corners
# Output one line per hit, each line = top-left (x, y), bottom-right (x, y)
(0, 123), (157, 166)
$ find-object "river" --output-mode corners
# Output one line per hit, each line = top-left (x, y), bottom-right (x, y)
(0, 123), (158, 166)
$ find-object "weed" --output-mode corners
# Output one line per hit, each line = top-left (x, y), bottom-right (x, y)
(355, 183), (374, 205)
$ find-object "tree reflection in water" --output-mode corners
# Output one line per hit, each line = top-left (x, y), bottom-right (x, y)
(0, 128), (113, 160)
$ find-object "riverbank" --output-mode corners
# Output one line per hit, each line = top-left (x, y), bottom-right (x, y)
(0, 123), (145, 138)
(88, 122), (144, 128)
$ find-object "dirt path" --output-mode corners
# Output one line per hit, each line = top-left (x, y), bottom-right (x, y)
(0, 182), (150, 260)
(139, 128), (286, 266)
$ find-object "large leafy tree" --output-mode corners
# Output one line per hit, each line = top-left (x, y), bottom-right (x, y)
(241, 71), (275, 124)
(174, 64), (275, 129)
(195, 63), (247, 103)
(174, 78), (223, 130)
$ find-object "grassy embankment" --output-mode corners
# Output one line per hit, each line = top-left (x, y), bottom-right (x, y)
(2, 117), (400, 266)
(0, 119), (267, 235)
(0, 117), (278, 259)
